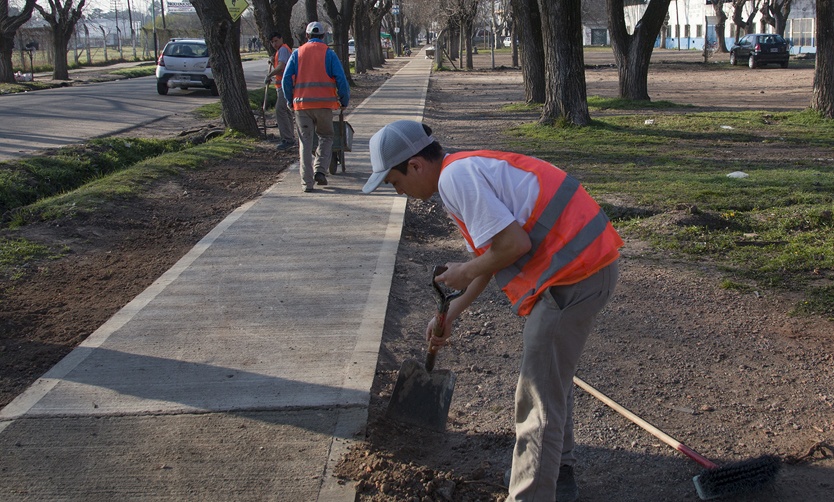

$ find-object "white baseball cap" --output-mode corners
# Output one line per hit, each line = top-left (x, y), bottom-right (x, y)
(363, 120), (435, 194)
(306, 22), (324, 36)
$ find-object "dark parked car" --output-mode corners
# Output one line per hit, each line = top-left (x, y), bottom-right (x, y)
(729, 33), (790, 69)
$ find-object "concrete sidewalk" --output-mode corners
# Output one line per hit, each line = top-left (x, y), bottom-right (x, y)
(0, 53), (433, 501)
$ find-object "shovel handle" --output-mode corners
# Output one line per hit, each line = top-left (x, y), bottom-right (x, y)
(425, 311), (447, 372)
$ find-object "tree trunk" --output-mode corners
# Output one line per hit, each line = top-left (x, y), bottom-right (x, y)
(354, 0), (389, 73)
(512, 0), (545, 103)
(192, 0), (260, 136)
(538, 0), (589, 125)
(251, 0), (296, 49)
(52, 31), (70, 79)
(0, 33), (15, 83)
(712, 2), (729, 53)
(323, 0), (355, 86)
(305, 0), (317, 21)
(813, 0), (834, 118)
(608, 0), (672, 101)
(0, 0), (37, 83)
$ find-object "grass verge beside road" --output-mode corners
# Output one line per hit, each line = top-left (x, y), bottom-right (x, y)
(506, 102), (834, 317)
(0, 135), (258, 280)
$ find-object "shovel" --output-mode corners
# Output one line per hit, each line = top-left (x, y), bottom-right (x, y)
(386, 265), (465, 431)
(261, 60), (272, 137)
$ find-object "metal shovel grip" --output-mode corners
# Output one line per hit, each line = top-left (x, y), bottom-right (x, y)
(426, 266), (465, 372)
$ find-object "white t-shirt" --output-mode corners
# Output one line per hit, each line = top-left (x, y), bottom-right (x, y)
(438, 154), (540, 251)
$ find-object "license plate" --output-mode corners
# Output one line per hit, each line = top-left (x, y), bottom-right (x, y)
(770, 48), (779, 52)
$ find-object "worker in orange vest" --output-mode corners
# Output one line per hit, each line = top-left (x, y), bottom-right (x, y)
(265, 32), (295, 151)
(362, 120), (623, 502)
(282, 22), (350, 192)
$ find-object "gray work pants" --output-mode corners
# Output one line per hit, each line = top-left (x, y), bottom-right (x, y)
(274, 90), (295, 143)
(507, 261), (619, 501)
(295, 108), (334, 189)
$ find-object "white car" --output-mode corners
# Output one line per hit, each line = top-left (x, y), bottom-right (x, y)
(155, 39), (217, 96)
(348, 39), (355, 56)
(503, 36), (512, 47)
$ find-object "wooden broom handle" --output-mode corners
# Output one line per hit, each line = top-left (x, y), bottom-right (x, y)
(573, 376), (718, 470)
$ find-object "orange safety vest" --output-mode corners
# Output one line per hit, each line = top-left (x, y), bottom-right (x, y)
(292, 41), (339, 110)
(273, 44), (290, 89)
(442, 151), (624, 316)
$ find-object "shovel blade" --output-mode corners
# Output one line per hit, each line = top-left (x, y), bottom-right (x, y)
(386, 358), (456, 432)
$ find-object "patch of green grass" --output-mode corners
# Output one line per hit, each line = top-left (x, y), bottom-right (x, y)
(719, 279), (755, 292)
(0, 138), (183, 215)
(502, 102), (542, 112)
(587, 96), (686, 110)
(1, 135), (255, 281)
(0, 81), (57, 95)
(506, 109), (834, 315)
(110, 66), (157, 78)
(195, 86), (277, 119)
(792, 286), (834, 319)
(13, 137), (255, 225)
(0, 237), (61, 281)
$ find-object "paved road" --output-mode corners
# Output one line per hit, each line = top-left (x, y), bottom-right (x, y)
(0, 52), (433, 501)
(0, 59), (268, 161)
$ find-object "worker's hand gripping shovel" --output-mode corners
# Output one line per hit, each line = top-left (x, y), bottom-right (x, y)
(386, 266), (465, 431)
(425, 265), (465, 371)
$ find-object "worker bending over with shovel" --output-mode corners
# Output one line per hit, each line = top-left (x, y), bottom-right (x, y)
(362, 120), (623, 502)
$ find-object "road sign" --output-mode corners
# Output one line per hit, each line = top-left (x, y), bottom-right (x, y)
(225, 0), (249, 22)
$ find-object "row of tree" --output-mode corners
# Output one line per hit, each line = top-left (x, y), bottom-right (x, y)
(427, 0), (832, 122)
(2, 0), (833, 135)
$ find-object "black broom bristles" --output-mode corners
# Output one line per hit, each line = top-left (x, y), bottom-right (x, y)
(692, 455), (781, 500)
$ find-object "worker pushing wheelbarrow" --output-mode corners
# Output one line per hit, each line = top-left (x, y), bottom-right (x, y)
(311, 109), (354, 175)
(329, 109), (354, 174)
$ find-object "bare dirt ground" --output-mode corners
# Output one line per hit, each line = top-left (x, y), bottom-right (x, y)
(2, 50), (832, 502)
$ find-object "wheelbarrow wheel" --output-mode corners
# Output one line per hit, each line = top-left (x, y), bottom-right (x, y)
(329, 153), (339, 175)
(340, 149), (346, 173)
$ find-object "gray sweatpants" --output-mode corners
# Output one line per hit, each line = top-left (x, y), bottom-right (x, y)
(507, 261), (619, 501)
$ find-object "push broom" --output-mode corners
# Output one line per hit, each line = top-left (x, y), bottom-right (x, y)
(573, 376), (781, 500)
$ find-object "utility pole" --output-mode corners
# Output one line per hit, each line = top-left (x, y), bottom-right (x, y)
(490, 0), (495, 69)
(152, 0), (158, 60)
(126, 0), (137, 60)
(392, 0), (400, 56)
(113, 0), (123, 59)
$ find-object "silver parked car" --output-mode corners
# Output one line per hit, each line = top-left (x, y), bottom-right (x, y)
(155, 39), (218, 95)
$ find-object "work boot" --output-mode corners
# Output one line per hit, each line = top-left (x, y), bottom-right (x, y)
(556, 464), (579, 502)
(314, 172), (328, 185)
(503, 466), (578, 501)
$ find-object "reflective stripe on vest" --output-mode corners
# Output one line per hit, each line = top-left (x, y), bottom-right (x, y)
(442, 151), (623, 316)
(273, 44), (290, 89)
(292, 42), (339, 110)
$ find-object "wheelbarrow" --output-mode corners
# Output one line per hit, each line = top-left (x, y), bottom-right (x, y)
(329, 110), (354, 174)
